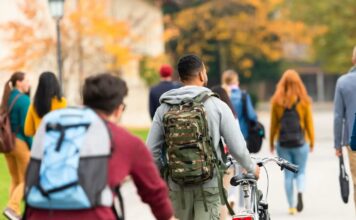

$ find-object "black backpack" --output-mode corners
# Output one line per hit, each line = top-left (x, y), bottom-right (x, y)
(279, 102), (305, 148)
(242, 92), (265, 153)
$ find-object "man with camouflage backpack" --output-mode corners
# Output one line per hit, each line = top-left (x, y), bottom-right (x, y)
(147, 55), (260, 220)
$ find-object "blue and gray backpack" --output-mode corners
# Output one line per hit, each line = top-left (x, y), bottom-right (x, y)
(25, 107), (120, 212)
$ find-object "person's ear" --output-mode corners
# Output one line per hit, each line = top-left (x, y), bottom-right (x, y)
(198, 71), (204, 83)
(113, 107), (121, 119)
(111, 104), (125, 121)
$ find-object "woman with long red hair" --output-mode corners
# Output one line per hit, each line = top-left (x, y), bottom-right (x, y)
(270, 69), (314, 215)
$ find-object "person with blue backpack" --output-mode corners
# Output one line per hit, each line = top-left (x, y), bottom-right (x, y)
(334, 46), (356, 211)
(221, 70), (257, 140)
(24, 73), (175, 220)
(221, 70), (264, 154)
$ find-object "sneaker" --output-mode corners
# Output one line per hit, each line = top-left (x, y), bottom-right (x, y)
(288, 208), (297, 215)
(297, 193), (303, 212)
(3, 208), (21, 220)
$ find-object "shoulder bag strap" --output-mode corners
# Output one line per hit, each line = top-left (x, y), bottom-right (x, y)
(7, 94), (22, 114)
(241, 91), (248, 118)
(242, 91), (252, 130)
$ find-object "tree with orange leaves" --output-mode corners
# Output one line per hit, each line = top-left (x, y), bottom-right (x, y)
(0, 0), (133, 89)
(0, 0), (53, 71)
(162, 0), (325, 82)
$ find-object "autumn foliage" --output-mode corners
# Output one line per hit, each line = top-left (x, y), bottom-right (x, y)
(288, 0), (356, 73)
(0, 0), (52, 71)
(164, 0), (325, 77)
(0, 0), (133, 75)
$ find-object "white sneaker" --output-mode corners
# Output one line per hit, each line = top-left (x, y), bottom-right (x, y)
(3, 208), (21, 220)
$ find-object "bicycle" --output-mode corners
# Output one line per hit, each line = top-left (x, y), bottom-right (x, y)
(226, 157), (299, 220)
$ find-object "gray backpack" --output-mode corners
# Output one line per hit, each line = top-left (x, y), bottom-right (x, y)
(25, 107), (124, 219)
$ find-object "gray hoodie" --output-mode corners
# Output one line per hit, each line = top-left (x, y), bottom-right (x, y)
(146, 86), (255, 190)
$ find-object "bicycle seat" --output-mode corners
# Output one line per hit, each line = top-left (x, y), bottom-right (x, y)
(230, 173), (257, 186)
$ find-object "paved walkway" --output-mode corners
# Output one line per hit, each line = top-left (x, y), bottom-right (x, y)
(121, 110), (355, 220)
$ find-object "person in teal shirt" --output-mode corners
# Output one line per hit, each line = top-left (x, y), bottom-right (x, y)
(1, 71), (32, 220)
(8, 87), (32, 147)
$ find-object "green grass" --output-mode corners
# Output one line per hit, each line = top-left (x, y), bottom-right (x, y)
(0, 128), (149, 219)
(130, 128), (149, 141)
(0, 155), (10, 220)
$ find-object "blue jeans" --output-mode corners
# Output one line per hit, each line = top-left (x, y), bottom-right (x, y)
(276, 143), (309, 208)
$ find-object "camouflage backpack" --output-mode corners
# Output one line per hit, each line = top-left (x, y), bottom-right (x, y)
(162, 91), (235, 215)
(162, 92), (218, 186)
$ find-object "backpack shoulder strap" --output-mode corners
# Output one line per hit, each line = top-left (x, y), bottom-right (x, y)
(241, 91), (248, 118)
(8, 94), (22, 113)
(113, 186), (125, 220)
(193, 91), (218, 103)
(291, 99), (300, 109)
(101, 118), (114, 155)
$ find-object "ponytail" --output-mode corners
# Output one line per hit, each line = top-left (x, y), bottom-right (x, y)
(1, 80), (12, 110)
(1, 71), (26, 110)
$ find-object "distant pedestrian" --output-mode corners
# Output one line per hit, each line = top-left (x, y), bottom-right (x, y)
(221, 70), (257, 140)
(211, 85), (236, 118)
(222, 70), (264, 154)
(334, 46), (356, 211)
(149, 64), (181, 119)
(25, 72), (67, 136)
(1, 72), (32, 220)
(270, 69), (314, 215)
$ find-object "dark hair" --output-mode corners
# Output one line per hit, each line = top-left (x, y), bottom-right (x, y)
(1, 71), (25, 110)
(177, 54), (204, 81)
(211, 85), (237, 118)
(83, 73), (128, 114)
(34, 72), (62, 118)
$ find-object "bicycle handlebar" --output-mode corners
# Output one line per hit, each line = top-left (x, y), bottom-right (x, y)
(280, 161), (299, 173)
(226, 156), (299, 173)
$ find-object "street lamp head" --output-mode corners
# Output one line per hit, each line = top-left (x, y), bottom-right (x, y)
(48, 0), (65, 20)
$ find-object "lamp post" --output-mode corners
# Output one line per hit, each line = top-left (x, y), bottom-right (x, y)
(48, 0), (65, 91)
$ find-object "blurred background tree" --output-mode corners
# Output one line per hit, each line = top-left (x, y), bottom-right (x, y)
(0, 0), (52, 71)
(161, 0), (324, 85)
(139, 54), (172, 86)
(287, 0), (356, 74)
(0, 0), (134, 90)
